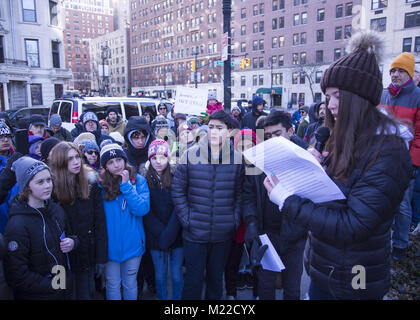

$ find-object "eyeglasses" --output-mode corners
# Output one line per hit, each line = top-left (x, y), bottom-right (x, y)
(86, 150), (98, 155)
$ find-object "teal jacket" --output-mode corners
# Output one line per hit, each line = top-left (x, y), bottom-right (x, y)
(101, 174), (150, 262)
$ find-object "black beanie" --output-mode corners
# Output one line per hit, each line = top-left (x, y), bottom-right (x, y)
(321, 30), (383, 106)
(107, 107), (119, 117)
(40, 137), (61, 161)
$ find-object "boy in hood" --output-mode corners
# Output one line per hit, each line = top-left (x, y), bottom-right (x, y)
(123, 116), (153, 170)
(241, 96), (267, 131)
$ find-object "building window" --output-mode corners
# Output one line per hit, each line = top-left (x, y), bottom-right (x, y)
(259, 39), (264, 50)
(314, 92), (322, 102)
(316, 50), (323, 63)
(344, 25), (352, 39)
(370, 17), (386, 32)
(279, 36), (285, 47)
(300, 72), (305, 84)
(298, 93), (305, 105)
(403, 38), (412, 52)
(301, 32), (307, 44)
(371, 0), (388, 10)
(253, 5), (258, 16)
(22, 0), (37, 22)
(260, 3), (264, 14)
(253, 75), (258, 86)
(278, 54), (284, 66)
(272, 18), (277, 30)
(293, 34), (299, 46)
(272, 37), (278, 48)
(241, 76), (246, 86)
(336, 4), (343, 18)
(292, 72), (298, 84)
(259, 75), (264, 86)
(272, 0), (278, 11)
(253, 58), (258, 68)
(253, 40), (258, 51)
(271, 55), (277, 66)
(25, 39), (40, 67)
(31, 84), (43, 105)
(259, 57), (264, 68)
(241, 42), (246, 52)
(316, 30), (324, 42)
(49, 1), (58, 26)
(334, 48), (342, 61)
(405, 11), (420, 28)
(301, 12), (307, 24)
(345, 2), (353, 16)
(415, 37), (420, 52)
(300, 52), (306, 65)
(241, 8), (246, 19)
(335, 26), (342, 40)
(292, 53), (299, 65)
(315, 71), (323, 84)
(52, 41), (60, 68)
(253, 23), (258, 33)
(241, 25), (246, 35)
(279, 16), (284, 28)
(317, 8), (325, 22)
(291, 93), (297, 104)
(294, 14), (299, 26)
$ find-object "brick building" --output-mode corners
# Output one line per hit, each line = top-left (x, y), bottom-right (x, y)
(63, 0), (115, 93)
(130, 0), (225, 99)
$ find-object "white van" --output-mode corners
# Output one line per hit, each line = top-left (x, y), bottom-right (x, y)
(49, 96), (173, 132)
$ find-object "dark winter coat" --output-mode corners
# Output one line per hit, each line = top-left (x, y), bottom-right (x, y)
(4, 198), (79, 300)
(143, 172), (182, 251)
(123, 116), (153, 170)
(241, 96), (267, 131)
(51, 127), (72, 142)
(59, 174), (108, 273)
(282, 135), (412, 299)
(71, 123), (84, 140)
(172, 139), (244, 243)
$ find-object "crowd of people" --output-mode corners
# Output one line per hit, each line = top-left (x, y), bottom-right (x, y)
(0, 31), (419, 301)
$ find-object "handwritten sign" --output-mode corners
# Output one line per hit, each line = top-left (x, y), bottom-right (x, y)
(174, 86), (208, 116)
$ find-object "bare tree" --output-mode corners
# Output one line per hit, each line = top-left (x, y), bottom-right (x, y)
(296, 63), (323, 102)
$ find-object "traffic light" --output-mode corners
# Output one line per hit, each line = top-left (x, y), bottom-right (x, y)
(191, 60), (196, 72)
(240, 59), (245, 69)
(244, 58), (250, 69)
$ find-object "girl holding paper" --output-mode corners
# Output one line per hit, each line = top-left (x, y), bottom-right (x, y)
(264, 31), (412, 300)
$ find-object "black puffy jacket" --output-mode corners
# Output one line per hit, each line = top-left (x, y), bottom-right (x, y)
(4, 198), (79, 300)
(172, 139), (244, 243)
(282, 135), (412, 299)
(60, 181), (108, 273)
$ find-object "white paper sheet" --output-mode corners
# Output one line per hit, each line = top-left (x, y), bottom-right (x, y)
(243, 136), (346, 204)
(259, 234), (285, 272)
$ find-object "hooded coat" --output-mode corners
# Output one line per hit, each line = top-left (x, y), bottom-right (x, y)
(241, 96), (267, 131)
(123, 116), (154, 171)
(82, 113), (113, 147)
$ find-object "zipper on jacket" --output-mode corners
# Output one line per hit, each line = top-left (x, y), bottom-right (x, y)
(55, 219), (71, 271)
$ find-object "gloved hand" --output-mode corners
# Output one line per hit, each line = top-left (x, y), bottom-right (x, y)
(6, 152), (23, 171)
(249, 239), (268, 270)
(244, 221), (259, 249)
(95, 263), (105, 278)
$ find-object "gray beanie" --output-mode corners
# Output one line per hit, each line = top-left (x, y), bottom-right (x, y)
(11, 156), (50, 190)
(50, 114), (62, 127)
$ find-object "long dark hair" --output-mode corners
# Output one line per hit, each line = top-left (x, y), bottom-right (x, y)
(325, 89), (404, 183)
(99, 162), (137, 201)
(145, 161), (172, 190)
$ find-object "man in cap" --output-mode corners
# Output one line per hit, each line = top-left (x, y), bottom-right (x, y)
(379, 52), (420, 262)
(49, 114), (72, 142)
(28, 115), (48, 138)
(82, 111), (113, 147)
(105, 106), (126, 136)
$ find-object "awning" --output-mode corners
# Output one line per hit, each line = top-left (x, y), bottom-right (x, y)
(256, 87), (282, 95)
(153, 89), (172, 93)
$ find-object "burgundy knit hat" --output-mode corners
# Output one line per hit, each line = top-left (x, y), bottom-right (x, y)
(148, 139), (170, 160)
(321, 30), (384, 106)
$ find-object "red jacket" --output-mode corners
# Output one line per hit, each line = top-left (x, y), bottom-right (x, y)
(206, 101), (223, 115)
(379, 81), (420, 166)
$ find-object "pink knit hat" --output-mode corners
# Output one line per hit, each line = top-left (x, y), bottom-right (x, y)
(148, 139), (170, 160)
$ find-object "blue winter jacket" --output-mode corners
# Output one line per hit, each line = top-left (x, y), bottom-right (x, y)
(101, 174), (150, 263)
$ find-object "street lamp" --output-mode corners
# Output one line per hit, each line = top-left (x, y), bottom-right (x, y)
(100, 44), (111, 96)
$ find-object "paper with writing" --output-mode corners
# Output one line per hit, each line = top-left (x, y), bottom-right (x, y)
(243, 136), (346, 205)
(259, 234), (285, 272)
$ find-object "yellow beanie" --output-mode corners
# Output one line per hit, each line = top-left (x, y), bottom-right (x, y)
(390, 52), (415, 78)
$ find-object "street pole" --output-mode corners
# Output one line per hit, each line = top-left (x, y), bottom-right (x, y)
(194, 51), (198, 89)
(270, 58), (273, 109)
(222, 0), (231, 112)
(102, 51), (105, 96)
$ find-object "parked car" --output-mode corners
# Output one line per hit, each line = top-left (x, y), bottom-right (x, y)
(5, 106), (50, 129)
(49, 97), (172, 132)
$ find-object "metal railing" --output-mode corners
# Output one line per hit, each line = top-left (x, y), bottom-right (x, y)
(0, 59), (28, 66)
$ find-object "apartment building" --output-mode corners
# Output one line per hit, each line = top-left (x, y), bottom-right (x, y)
(0, 0), (72, 110)
(364, 0), (420, 86)
(231, 0), (362, 108)
(130, 0), (225, 98)
(63, 0), (115, 93)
